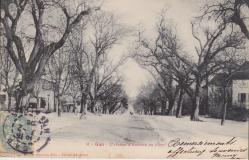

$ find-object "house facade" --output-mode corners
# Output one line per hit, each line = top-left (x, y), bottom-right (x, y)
(232, 80), (249, 108)
(209, 62), (249, 109)
(208, 62), (249, 120)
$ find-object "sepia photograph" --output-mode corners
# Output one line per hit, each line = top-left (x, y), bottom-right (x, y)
(0, 0), (248, 159)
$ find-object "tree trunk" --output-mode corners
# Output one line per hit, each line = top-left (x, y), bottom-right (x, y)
(231, 8), (249, 40)
(54, 96), (57, 112)
(89, 99), (95, 113)
(15, 90), (22, 112)
(15, 71), (39, 113)
(80, 94), (84, 113)
(80, 92), (87, 113)
(161, 100), (166, 115)
(15, 78), (34, 113)
(57, 96), (61, 117)
(153, 105), (156, 115)
(73, 98), (76, 113)
(204, 75), (209, 116)
(90, 103), (94, 113)
(80, 58), (98, 114)
(191, 80), (201, 121)
(17, 92), (31, 113)
(7, 92), (11, 111)
(221, 86), (228, 125)
(176, 88), (184, 118)
(191, 95), (200, 121)
(167, 98), (175, 116)
(102, 105), (107, 114)
(109, 102), (118, 114)
(53, 90), (57, 112)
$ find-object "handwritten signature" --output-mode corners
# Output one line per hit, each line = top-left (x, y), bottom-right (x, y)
(167, 137), (248, 159)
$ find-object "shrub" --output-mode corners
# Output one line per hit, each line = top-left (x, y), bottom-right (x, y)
(226, 105), (249, 122)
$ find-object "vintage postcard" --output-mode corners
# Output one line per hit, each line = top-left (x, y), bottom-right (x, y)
(0, 0), (248, 159)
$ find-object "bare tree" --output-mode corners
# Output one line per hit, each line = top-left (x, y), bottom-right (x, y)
(200, 0), (249, 39)
(134, 36), (177, 115)
(172, 23), (246, 121)
(212, 49), (247, 125)
(134, 14), (192, 116)
(135, 11), (246, 121)
(45, 47), (72, 116)
(68, 11), (126, 115)
(0, 0), (99, 112)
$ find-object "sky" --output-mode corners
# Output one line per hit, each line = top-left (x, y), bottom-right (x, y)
(102, 0), (204, 98)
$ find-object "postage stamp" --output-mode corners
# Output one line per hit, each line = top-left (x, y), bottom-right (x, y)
(1, 112), (50, 154)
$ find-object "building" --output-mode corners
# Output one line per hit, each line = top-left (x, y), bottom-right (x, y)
(0, 79), (54, 112)
(231, 62), (249, 108)
(0, 90), (9, 110)
(209, 62), (249, 109)
(0, 86), (16, 111)
(34, 79), (55, 112)
(208, 62), (249, 120)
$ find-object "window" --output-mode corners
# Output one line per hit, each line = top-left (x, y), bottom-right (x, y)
(238, 93), (246, 104)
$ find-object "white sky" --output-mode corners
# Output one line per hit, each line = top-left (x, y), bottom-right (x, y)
(102, 0), (204, 98)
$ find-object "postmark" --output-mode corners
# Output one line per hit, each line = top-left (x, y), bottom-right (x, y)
(2, 112), (51, 154)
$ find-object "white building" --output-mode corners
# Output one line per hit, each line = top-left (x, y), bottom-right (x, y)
(209, 61), (249, 109)
(232, 80), (249, 108)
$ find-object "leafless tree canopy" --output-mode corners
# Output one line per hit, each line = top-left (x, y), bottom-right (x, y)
(0, 0), (100, 112)
(134, 9), (246, 121)
(0, 0), (98, 93)
(200, 0), (249, 39)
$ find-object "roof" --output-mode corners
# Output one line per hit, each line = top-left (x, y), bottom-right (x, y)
(210, 73), (229, 86)
(239, 61), (249, 70)
(231, 61), (249, 80)
(230, 71), (249, 80)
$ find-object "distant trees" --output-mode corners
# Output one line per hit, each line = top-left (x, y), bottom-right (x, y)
(88, 63), (124, 114)
(99, 82), (128, 114)
(134, 83), (159, 115)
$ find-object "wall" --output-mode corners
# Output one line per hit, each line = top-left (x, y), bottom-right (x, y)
(232, 80), (249, 108)
(208, 85), (224, 118)
(38, 90), (54, 111)
(208, 81), (249, 121)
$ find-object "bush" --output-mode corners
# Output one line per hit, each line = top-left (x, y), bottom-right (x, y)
(226, 105), (249, 122)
